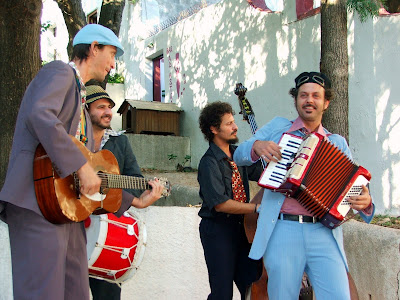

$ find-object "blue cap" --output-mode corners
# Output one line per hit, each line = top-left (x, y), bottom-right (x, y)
(73, 24), (124, 57)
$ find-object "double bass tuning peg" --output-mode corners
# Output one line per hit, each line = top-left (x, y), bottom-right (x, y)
(234, 83), (247, 96)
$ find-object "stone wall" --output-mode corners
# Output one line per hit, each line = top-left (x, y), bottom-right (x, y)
(0, 206), (399, 299)
(126, 134), (191, 171)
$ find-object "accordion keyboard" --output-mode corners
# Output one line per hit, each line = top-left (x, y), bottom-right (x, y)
(258, 133), (303, 189)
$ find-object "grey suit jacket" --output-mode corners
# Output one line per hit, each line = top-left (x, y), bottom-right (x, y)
(0, 60), (94, 217)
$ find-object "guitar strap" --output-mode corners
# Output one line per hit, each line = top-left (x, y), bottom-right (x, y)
(69, 62), (88, 145)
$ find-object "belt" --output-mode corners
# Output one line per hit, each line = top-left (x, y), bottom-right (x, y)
(279, 213), (319, 223)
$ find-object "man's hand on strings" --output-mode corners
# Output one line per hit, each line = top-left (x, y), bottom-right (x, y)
(132, 178), (165, 208)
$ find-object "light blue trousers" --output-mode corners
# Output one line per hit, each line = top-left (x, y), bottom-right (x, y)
(263, 219), (350, 300)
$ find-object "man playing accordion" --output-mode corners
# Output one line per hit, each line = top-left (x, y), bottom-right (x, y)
(233, 71), (374, 300)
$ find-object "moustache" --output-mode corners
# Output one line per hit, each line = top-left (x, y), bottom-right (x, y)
(101, 114), (112, 119)
(302, 104), (316, 109)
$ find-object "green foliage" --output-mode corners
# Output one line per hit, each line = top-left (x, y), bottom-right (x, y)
(182, 155), (192, 165)
(108, 73), (124, 84)
(168, 154), (178, 161)
(168, 154), (192, 172)
(347, 0), (384, 22)
(41, 21), (51, 33)
(353, 214), (400, 229)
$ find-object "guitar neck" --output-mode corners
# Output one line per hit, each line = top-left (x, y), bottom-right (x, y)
(235, 86), (266, 169)
(103, 174), (151, 190)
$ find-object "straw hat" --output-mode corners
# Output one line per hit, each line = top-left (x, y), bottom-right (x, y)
(85, 85), (115, 108)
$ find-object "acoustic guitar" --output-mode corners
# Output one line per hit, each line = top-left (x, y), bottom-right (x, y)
(235, 83), (359, 300)
(33, 135), (170, 224)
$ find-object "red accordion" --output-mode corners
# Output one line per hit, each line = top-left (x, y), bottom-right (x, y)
(259, 132), (371, 229)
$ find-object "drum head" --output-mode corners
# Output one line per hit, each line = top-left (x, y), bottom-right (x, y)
(86, 214), (108, 264)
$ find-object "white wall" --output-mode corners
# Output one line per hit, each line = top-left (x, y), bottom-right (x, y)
(120, 0), (400, 215)
(0, 222), (12, 300)
(348, 14), (400, 215)
(120, 206), (243, 299)
(39, 0), (400, 214)
(106, 83), (125, 131)
(0, 207), (243, 300)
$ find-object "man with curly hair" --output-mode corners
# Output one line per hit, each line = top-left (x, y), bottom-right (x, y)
(197, 101), (262, 300)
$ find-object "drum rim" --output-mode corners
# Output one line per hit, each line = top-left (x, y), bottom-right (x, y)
(87, 214), (109, 266)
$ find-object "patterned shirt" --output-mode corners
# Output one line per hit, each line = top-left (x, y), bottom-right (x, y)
(99, 129), (126, 150)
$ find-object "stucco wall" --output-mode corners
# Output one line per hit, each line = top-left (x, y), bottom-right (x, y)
(0, 207), (243, 300)
(119, 0), (400, 215)
(2, 208), (400, 300)
(119, 206), (239, 299)
(40, 0), (400, 214)
(0, 221), (12, 300)
(107, 83), (126, 131)
(348, 15), (400, 215)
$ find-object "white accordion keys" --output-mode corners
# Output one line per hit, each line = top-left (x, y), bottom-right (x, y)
(258, 133), (303, 189)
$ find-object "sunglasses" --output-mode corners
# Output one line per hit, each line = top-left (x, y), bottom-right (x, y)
(296, 72), (331, 88)
(296, 74), (327, 88)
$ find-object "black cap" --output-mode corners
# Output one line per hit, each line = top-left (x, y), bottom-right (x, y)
(295, 71), (331, 89)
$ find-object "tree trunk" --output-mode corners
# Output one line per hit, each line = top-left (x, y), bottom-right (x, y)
(98, 0), (125, 36)
(0, 0), (42, 187)
(320, 0), (349, 142)
(386, 0), (400, 13)
(54, 0), (86, 59)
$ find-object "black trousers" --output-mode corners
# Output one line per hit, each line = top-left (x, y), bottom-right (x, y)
(89, 278), (121, 300)
(199, 215), (261, 300)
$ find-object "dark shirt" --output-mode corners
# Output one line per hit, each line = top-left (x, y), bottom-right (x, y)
(198, 142), (262, 219)
(103, 134), (143, 200)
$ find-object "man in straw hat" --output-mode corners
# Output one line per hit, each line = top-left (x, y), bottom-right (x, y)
(0, 24), (164, 300)
(85, 83), (165, 300)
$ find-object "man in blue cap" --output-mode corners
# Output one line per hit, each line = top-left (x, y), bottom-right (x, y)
(0, 24), (161, 300)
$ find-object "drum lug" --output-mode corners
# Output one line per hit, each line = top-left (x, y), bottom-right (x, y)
(107, 270), (117, 276)
(121, 248), (130, 259)
(127, 224), (135, 235)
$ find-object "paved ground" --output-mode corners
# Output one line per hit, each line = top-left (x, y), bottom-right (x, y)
(142, 170), (199, 189)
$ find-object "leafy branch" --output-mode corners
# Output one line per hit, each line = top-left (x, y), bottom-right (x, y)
(168, 154), (192, 172)
(347, 0), (385, 22)
(108, 73), (124, 84)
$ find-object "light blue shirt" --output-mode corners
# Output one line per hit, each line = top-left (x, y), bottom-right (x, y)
(233, 117), (375, 266)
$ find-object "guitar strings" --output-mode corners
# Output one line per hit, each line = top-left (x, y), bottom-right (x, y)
(97, 173), (150, 190)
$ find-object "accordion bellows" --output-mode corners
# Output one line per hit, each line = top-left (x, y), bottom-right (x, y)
(259, 133), (371, 229)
